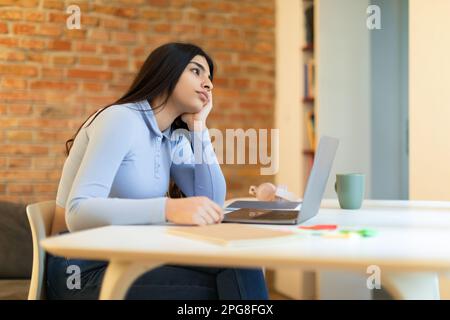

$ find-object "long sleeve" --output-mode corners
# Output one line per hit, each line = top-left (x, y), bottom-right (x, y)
(170, 128), (227, 207)
(65, 108), (167, 232)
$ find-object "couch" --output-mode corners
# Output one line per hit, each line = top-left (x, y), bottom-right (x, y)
(0, 201), (32, 300)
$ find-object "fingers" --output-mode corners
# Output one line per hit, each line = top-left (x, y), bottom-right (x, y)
(204, 204), (222, 223)
(193, 213), (208, 226)
(200, 207), (215, 224)
(208, 199), (224, 221)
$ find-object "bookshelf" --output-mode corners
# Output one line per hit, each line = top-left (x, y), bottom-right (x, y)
(301, 0), (316, 185)
(273, 0), (318, 300)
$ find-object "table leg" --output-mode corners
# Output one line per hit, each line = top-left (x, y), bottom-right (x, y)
(99, 261), (162, 300)
(382, 272), (440, 300)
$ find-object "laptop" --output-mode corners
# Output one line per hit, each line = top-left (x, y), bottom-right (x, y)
(223, 136), (339, 225)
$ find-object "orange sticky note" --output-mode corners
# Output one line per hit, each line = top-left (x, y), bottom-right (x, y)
(299, 225), (338, 231)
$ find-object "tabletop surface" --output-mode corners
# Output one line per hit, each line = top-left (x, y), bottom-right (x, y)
(41, 199), (450, 273)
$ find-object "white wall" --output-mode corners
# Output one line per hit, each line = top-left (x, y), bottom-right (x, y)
(409, 0), (450, 300)
(316, 0), (372, 199)
(409, 0), (450, 201)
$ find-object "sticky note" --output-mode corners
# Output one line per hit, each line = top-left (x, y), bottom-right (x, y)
(299, 225), (338, 231)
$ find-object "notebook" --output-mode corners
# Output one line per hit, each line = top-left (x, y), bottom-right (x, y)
(167, 223), (297, 247)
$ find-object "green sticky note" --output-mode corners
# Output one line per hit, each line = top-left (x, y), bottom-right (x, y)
(358, 229), (377, 237)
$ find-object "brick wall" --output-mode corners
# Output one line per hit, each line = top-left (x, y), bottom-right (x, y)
(0, 0), (275, 204)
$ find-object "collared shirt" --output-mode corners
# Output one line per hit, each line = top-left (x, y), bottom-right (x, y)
(56, 99), (226, 232)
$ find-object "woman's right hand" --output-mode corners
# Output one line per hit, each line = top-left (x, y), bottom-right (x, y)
(165, 196), (224, 225)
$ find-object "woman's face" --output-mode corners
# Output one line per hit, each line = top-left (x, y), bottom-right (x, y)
(171, 55), (213, 114)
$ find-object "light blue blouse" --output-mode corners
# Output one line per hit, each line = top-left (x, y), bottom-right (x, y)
(56, 99), (226, 232)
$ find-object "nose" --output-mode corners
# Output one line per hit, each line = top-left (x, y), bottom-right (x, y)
(202, 77), (213, 91)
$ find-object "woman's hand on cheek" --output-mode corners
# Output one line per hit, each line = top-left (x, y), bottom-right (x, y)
(181, 93), (213, 132)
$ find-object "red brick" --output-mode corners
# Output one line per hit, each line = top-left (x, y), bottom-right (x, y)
(201, 27), (220, 37)
(148, 0), (168, 7)
(23, 11), (45, 22)
(8, 158), (31, 168)
(79, 56), (103, 66)
(37, 24), (62, 37)
(112, 31), (137, 43)
(108, 59), (128, 68)
(173, 24), (197, 34)
(153, 23), (171, 33)
(0, 10), (22, 20)
(0, 64), (38, 76)
(8, 184), (33, 194)
(7, 130), (32, 142)
(90, 30), (109, 41)
(0, 145), (48, 156)
(49, 40), (72, 51)
(81, 16), (99, 27)
(83, 83), (104, 91)
(75, 42), (97, 52)
(42, 68), (64, 79)
(53, 55), (76, 65)
(43, 0), (64, 9)
(0, 51), (26, 61)
(19, 39), (45, 50)
(0, 37), (18, 47)
(48, 12), (66, 23)
(28, 52), (50, 63)
(33, 183), (58, 193)
(13, 23), (36, 35)
(64, 29), (86, 40)
(0, 22), (7, 33)
(139, 9), (162, 20)
(68, 69), (113, 80)
(128, 22), (150, 32)
(30, 81), (78, 91)
(0, 78), (27, 89)
(100, 45), (127, 55)
(101, 18), (127, 30)
(7, 104), (33, 115)
(18, 119), (70, 129)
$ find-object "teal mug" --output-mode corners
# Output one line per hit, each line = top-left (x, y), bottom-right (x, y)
(334, 173), (365, 210)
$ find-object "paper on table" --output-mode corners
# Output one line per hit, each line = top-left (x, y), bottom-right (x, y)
(167, 223), (297, 247)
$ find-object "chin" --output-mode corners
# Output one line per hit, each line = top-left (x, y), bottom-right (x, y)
(188, 102), (204, 112)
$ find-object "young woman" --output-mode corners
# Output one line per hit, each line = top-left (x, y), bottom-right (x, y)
(47, 42), (269, 300)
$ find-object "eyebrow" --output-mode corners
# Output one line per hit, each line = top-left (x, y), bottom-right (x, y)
(189, 61), (211, 80)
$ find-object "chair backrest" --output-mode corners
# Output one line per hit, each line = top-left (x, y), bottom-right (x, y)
(26, 200), (55, 300)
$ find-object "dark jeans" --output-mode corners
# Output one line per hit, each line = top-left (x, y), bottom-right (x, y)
(46, 253), (269, 300)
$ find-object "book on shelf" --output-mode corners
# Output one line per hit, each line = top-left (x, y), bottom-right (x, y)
(303, 59), (315, 100)
(167, 223), (297, 247)
(305, 109), (315, 150)
(304, 3), (314, 45)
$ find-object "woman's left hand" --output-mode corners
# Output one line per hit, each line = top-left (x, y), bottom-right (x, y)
(181, 92), (212, 132)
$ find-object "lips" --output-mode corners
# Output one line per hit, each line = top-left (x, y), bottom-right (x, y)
(196, 91), (208, 102)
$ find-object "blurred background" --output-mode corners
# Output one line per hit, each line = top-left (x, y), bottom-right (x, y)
(0, 0), (276, 203)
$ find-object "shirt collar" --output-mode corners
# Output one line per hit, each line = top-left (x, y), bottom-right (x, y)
(138, 99), (172, 140)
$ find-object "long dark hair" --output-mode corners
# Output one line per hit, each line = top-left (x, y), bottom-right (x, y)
(65, 42), (215, 198)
